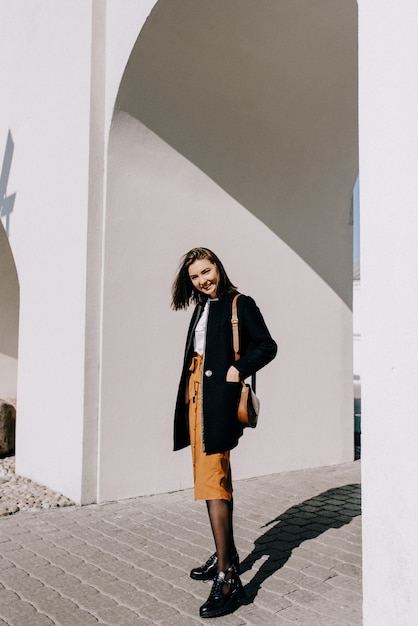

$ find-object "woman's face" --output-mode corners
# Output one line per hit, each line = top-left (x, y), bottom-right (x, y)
(188, 258), (220, 299)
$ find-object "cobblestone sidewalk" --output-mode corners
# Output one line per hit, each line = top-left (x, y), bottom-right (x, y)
(0, 461), (361, 625)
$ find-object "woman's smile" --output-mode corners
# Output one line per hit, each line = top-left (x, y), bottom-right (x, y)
(188, 259), (220, 299)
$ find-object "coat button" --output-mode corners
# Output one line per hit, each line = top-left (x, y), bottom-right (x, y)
(204, 369), (213, 377)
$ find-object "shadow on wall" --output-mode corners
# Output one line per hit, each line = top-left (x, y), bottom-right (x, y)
(0, 130), (19, 368)
(240, 483), (361, 603)
(0, 130), (16, 237)
(117, 0), (358, 307)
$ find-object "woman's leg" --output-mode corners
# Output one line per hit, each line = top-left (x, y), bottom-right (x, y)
(200, 497), (244, 618)
(229, 497), (237, 557)
(207, 498), (234, 571)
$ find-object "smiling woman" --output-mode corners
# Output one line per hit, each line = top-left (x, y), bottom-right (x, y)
(188, 258), (220, 299)
(171, 247), (236, 311)
(171, 247), (277, 619)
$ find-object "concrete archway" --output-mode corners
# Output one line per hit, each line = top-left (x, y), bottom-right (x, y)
(117, 0), (358, 307)
(98, 0), (358, 501)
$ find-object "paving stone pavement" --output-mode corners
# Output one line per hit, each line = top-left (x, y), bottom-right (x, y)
(0, 461), (361, 626)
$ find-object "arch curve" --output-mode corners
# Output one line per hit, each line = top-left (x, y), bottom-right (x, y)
(98, 0), (358, 500)
(116, 0), (358, 305)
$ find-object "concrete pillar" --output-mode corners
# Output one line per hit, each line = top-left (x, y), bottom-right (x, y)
(359, 1), (418, 622)
(0, 0), (163, 503)
(0, 1), (97, 503)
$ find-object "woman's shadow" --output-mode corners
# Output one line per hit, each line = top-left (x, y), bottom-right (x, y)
(240, 483), (361, 603)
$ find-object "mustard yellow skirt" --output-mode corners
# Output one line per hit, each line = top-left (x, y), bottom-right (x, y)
(188, 354), (233, 501)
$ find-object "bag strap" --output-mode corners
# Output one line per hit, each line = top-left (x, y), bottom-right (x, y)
(231, 294), (256, 391)
(231, 294), (240, 361)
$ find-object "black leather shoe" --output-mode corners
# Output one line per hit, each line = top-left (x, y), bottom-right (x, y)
(190, 551), (240, 581)
(199, 564), (245, 618)
(190, 552), (218, 581)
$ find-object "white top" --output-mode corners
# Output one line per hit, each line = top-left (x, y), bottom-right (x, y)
(194, 299), (215, 354)
(194, 300), (209, 354)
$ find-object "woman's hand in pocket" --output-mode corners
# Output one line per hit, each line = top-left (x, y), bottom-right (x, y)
(226, 366), (240, 382)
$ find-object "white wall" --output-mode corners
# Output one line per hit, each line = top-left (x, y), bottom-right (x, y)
(359, 1), (418, 623)
(0, 1), (163, 502)
(118, 0), (358, 308)
(0, 2), (94, 501)
(99, 112), (353, 500)
(98, 0), (357, 500)
(105, 0), (156, 131)
(0, 0), (356, 505)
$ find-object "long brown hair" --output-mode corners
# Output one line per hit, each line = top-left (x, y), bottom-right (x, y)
(171, 247), (236, 310)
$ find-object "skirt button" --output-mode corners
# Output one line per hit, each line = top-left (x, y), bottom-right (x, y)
(204, 369), (213, 377)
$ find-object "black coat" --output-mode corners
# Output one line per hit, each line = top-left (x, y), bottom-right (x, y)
(174, 290), (277, 454)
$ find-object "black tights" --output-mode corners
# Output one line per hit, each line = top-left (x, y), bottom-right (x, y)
(206, 498), (237, 572)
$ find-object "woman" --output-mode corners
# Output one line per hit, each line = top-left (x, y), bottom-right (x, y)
(172, 247), (277, 619)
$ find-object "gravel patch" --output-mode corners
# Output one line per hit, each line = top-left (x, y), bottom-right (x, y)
(0, 456), (74, 516)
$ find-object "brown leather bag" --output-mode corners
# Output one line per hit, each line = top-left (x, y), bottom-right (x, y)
(231, 294), (260, 428)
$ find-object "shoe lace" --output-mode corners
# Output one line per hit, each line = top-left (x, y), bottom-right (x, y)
(209, 566), (237, 599)
(205, 553), (217, 567)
